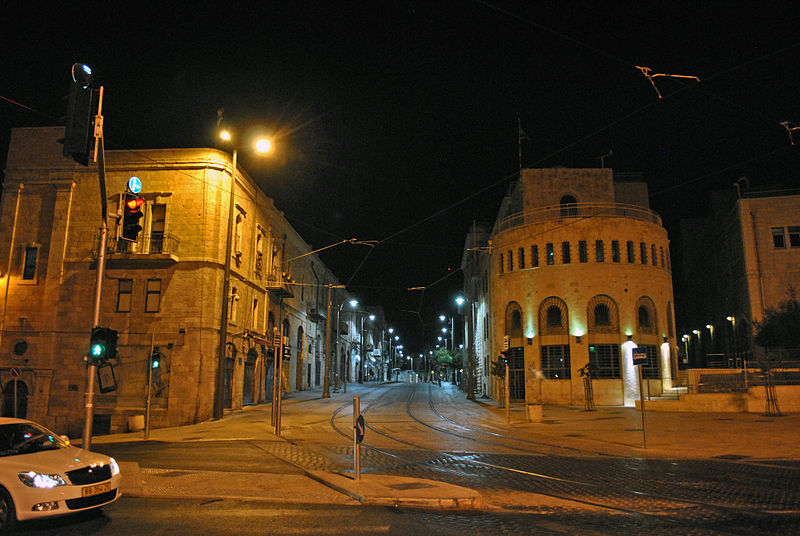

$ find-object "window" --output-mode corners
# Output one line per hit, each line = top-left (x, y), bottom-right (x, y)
(789, 226), (800, 248)
(22, 246), (38, 280)
(627, 241), (635, 263)
(499, 253), (504, 274)
(651, 244), (657, 266)
(546, 306), (562, 327)
(531, 245), (539, 267)
(772, 227), (786, 248)
(507, 250), (514, 272)
(518, 247), (525, 269)
(595, 240), (604, 263)
(579, 240), (588, 263)
(255, 234), (264, 273)
(234, 214), (244, 255)
(253, 298), (259, 330)
(612, 240), (620, 263)
(542, 345), (571, 379)
(638, 305), (651, 328)
(594, 304), (611, 326)
(588, 344), (621, 378)
(229, 286), (239, 322)
(638, 345), (661, 379)
(149, 204), (166, 254)
(145, 279), (162, 313)
(116, 279), (133, 312)
(562, 241), (571, 264)
(546, 243), (554, 265)
(660, 246), (665, 267)
(560, 195), (578, 217)
(640, 242), (648, 264)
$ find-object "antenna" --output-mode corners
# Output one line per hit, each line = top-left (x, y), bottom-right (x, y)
(636, 66), (700, 99)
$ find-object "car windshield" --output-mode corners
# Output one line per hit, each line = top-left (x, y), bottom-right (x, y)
(0, 423), (69, 457)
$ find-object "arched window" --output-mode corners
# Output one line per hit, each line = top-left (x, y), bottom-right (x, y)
(297, 326), (304, 354)
(594, 304), (610, 326)
(539, 297), (568, 335)
(636, 297), (657, 334)
(588, 295), (618, 333)
(505, 302), (523, 339)
(255, 234), (263, 273)
(560, 195), (578, 217)
(638, 306), (651, 328)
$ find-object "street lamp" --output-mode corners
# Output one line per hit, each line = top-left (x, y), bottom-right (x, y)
(455, 294), (474, 400)
(214, 129), (273, 421)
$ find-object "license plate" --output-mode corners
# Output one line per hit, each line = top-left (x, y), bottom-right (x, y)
(81, 482), (110, 497)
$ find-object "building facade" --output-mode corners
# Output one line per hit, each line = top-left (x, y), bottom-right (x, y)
(0, 127), (350, 435)
(677, 186), (800, 366)
(464, 168), (678, 419)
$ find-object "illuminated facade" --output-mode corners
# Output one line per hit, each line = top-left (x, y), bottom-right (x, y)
(466, 168), (678, 418)
(0, 127), (350, 435)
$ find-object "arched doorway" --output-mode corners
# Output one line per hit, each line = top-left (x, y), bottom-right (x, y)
(2, 380), (29, 419)
(504, 302), (526, 401)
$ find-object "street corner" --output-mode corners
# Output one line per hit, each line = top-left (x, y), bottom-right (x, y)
(306, 470), (484, 510)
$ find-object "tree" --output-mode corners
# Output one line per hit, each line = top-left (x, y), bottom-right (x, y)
(754, 293), (800, 354)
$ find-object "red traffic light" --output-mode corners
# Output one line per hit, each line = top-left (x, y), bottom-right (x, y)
(126, 196), (145, 210)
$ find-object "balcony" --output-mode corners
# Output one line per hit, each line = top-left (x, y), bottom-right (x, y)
(264, 266), (294, 299)
(493, 202), (662, 236)
(98, 233), (180, 269)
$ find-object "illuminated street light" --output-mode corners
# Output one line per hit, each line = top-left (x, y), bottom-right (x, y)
(214, 128), (273, 421)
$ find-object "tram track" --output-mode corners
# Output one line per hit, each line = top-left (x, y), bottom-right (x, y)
(326, 382), (794, 525)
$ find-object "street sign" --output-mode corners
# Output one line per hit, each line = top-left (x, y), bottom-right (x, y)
(272, 331), (281, 347)
(355, 414), (366, 443)
(632, 348), (647, 365)
(503, 335), (509, 351)
(10, 367), (21, 377)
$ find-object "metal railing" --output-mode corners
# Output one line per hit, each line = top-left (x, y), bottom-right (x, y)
(100, 233), (180, 256)
(493, 202), (662, 235)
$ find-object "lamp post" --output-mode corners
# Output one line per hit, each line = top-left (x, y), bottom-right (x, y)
(214, 130), (272, 420)
(455, 295), (474, 400)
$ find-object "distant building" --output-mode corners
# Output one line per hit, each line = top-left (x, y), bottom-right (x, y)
(676, 185), (800, 366)
(463, 168), (678, 419)
(0, 127), (355, 435)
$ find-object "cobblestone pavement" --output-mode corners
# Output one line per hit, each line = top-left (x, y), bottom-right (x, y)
(279, 382), (800, 535)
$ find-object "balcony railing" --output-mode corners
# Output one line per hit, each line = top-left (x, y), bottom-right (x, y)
(493, 202), (662, 235)
(264, 266), (294, 298)
(112, 233), (180, 256)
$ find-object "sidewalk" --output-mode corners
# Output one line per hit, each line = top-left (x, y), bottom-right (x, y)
(92, 382), (800, 510)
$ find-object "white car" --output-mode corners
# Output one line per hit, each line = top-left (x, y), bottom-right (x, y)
(0, 418), (121, 531)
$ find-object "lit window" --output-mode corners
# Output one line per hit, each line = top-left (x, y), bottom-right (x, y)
(772, 227), (786, 249)
(145, 279), (162, 313)
(22, 246), (38, 280)
(117, 279), (133, 312)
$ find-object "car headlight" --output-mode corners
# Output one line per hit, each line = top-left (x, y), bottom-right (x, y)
(109, 458), (120, 476)
(18, 471), (67, 488)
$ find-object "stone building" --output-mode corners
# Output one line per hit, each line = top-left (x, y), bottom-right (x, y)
(464, 167), (678, 420)
(0, 126), (352, 436)
(677, 185), (800, 366)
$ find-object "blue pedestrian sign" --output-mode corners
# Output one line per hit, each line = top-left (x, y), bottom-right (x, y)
(355, 414), (366, 443)
(127, 176), (142, 194)
(632, 348), (648, 365)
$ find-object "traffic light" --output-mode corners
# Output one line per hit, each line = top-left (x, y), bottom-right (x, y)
(121, 194), (145, 241)
(89, 327), (118, 364)
(63, 63), (96, 166)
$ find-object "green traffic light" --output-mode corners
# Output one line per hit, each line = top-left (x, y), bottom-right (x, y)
(91, 344), (105, 357)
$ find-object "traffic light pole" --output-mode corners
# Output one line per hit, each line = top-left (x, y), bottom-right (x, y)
(82, 98), (107, 450)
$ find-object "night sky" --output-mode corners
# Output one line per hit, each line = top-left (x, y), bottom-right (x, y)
(2, 1), (799, 353)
